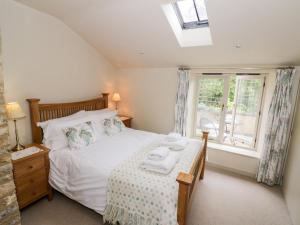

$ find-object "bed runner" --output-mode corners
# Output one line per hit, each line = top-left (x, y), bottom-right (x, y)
(103, 138), (201, 225)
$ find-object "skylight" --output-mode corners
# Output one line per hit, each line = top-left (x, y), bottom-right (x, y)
(174, 0), (209, 29)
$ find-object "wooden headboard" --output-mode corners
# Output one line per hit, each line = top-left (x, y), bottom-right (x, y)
(27, 93), (109, 144)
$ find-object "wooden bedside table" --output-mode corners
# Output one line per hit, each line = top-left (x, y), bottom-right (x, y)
(11, 144), (53, 209)
(119, 116), (132, 128)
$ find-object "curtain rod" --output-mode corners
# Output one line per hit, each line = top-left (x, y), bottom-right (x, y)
(178, 66), (295, 70)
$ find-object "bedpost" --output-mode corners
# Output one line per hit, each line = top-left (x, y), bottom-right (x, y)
(200, 131), (209, 180)
(26, 98), (42, 144)
(176, 172), (193, 225)
(176, 131), (209, 225)
(102, 93), (109, 108)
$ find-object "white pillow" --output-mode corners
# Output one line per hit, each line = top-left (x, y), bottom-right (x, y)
(37, 110), (86, 140)
(40, 109), (116, 150)
(43, 115), (99, 150)
(38, 110), (86, 130)
(84, 109), (117, 119)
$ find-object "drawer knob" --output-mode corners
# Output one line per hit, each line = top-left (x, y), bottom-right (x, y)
(28, 165), (33, 169)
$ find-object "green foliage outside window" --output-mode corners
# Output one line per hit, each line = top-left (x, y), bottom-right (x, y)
(198, 76), (262, 115)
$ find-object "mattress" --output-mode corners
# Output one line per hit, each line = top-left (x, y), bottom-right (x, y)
(49, 128), (159, 214)
(48, 128), (202, 214)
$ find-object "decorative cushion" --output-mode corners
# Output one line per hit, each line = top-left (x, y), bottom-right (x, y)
(42, 116), (95, 150)
(85, 109), (118, 136)
(103, 116), (125, 135)
(64, 121), (97, 150)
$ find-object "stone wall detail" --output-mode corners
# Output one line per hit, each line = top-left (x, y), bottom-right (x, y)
(0, 39), (21, 225)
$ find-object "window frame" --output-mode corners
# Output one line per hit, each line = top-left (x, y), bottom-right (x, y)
(231, 75), (265, 148)
(173, 0), (209, 30)
(192, 73), (266, 151)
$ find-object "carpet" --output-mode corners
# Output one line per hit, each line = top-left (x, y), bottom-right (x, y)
(21, 168), (293, 225)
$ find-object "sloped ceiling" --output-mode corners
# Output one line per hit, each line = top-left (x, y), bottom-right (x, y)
(15, 0), (300, 68)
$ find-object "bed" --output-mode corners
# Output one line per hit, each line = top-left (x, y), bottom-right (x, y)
(27, 93), (208, 225)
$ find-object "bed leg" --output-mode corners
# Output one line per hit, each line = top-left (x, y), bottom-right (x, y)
(47, 187), (53, 201)
(177, 172), (193, 225)
(200, 131), (209, 180)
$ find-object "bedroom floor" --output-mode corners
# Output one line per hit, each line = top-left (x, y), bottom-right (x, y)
(21, 167), (292, 225)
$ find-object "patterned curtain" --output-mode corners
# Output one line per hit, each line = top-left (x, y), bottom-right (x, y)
(257, 68), (296, 186)
(174, 69), (190, 136)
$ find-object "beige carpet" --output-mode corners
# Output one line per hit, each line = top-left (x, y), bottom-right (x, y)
(21, 168), (293, 225)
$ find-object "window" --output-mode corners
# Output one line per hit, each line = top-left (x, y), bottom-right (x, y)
(161, 1), (212, 47)
(194, 74), (265, 150)
(174, 0), (209, 29)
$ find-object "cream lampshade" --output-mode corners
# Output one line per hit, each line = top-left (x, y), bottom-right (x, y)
(6, 102), (26, 120)
(6, 102), (26, 151)
(112, 93), (121, 110)
(112, 93), (121, 102)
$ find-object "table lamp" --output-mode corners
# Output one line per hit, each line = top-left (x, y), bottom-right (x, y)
(112, 93), (121, 111)
(6, 102), (26, 151)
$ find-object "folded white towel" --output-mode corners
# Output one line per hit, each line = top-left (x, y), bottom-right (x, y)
(161, 138), (188, 151)
(141, 153), (179, 174)
(165, 132), (182, 142)
(147, 147), (169, 161)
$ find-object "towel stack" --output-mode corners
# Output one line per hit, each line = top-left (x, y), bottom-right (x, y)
(161, 132), (188, 151)
(140, 147), (179, 174)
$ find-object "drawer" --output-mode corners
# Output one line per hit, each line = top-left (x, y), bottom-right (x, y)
(15, 169), (47, 193)
(14, 155), (45, 178)
(17, 180), (48, 208)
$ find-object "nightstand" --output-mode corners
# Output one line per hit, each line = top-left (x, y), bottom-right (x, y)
(11, 144), (53, 209)
(119, 116), (132, 128)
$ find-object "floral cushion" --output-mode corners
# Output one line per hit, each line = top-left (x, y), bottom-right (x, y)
(103, 116), (126, 135)
(64, 121), (97, 150)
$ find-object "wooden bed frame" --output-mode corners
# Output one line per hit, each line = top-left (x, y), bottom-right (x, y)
(27, 93), (208, 225)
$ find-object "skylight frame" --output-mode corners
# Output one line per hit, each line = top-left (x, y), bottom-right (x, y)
(173, 0), (209, 30)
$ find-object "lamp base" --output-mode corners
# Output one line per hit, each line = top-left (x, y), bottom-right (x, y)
(11, 143), (25, 152)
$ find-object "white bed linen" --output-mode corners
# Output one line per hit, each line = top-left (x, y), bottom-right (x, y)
(49, 128), (160, 214)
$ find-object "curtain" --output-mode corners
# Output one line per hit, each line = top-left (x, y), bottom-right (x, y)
(257, 68), (296, 186)
(174, 69), (190, 136)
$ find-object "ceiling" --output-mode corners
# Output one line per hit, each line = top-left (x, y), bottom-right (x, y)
(15, 0), (300, 68)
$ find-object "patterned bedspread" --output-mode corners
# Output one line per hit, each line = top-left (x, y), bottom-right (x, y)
(103, 139), (202, 225)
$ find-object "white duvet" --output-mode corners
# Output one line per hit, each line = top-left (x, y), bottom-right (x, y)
(49, 128), (160, 214)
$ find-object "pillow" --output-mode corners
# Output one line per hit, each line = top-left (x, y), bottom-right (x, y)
(84, 109), (117, 121)
(38, 110), (86, 129)
(84, 109), (117, 135)
(103, 116), (125, 136)
(43, 115), (100, 150)
(40, 109), (116, 150)
(38, 110), (86, 141)
(64, 121), (97, 150)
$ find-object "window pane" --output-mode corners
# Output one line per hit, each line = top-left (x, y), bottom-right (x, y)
(177, 0), (198, 23)
(224, 77), (263, 149)
(195, 77), (224, 139)
(195, 0), (208, 21)
(226, 76), (236, 113)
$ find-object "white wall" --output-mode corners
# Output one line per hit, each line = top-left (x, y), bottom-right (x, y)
(283, 67), (300, 225)
(117, 68), (178, 134)
(116, 68), (278, 177)
(0, 0), (116, 145)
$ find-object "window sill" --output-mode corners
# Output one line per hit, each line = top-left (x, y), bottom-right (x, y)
(207, 142), (260, 159)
